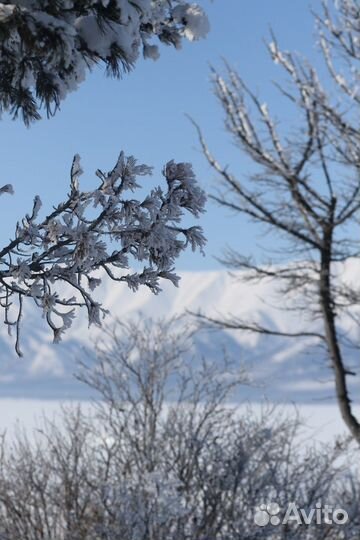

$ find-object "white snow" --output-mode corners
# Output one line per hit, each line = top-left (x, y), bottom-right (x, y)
(0, 399), (356, 446)
(172, 4), (210, 41)
(0, 261), (358, 406)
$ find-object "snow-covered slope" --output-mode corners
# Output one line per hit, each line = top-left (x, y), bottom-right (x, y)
(0, 264), (359, 403)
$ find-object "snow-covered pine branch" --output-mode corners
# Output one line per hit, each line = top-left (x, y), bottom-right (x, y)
(0, 152), (206, 356)
(0, 0), (209, 124)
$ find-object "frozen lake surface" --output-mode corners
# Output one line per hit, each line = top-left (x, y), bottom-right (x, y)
(0, 399), (358, 446)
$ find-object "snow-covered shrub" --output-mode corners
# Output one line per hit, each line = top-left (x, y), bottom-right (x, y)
(0, 318), (358, 539)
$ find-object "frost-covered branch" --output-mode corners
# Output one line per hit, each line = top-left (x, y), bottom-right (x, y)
(0, 152), (206, 355)
(0, 318), (357, 539)
(0, 0), (209, 124)
(193, 0), (360, 445)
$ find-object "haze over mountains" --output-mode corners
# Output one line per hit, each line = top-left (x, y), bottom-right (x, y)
(0, 264), (359, 403)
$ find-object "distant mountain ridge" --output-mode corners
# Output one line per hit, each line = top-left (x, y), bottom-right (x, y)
(0, 264), (359, 403)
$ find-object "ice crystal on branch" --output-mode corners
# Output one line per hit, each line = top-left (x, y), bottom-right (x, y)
(0, 151), (206, 355)
(0, 0), (209, 124)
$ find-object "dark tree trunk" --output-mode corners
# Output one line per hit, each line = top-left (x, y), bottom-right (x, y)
(319, 204), (360, 444)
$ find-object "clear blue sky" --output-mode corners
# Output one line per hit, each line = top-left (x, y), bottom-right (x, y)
(0, 0), (320, 270)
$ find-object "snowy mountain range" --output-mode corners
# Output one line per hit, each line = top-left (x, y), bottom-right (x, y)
(0, 264), (359, 403)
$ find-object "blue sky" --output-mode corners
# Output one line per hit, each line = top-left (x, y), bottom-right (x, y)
(0, 0), (320, 271)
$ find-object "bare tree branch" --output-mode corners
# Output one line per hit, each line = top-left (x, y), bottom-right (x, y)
(0, 153), (206, 355)
(193, 0), (360, 444)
